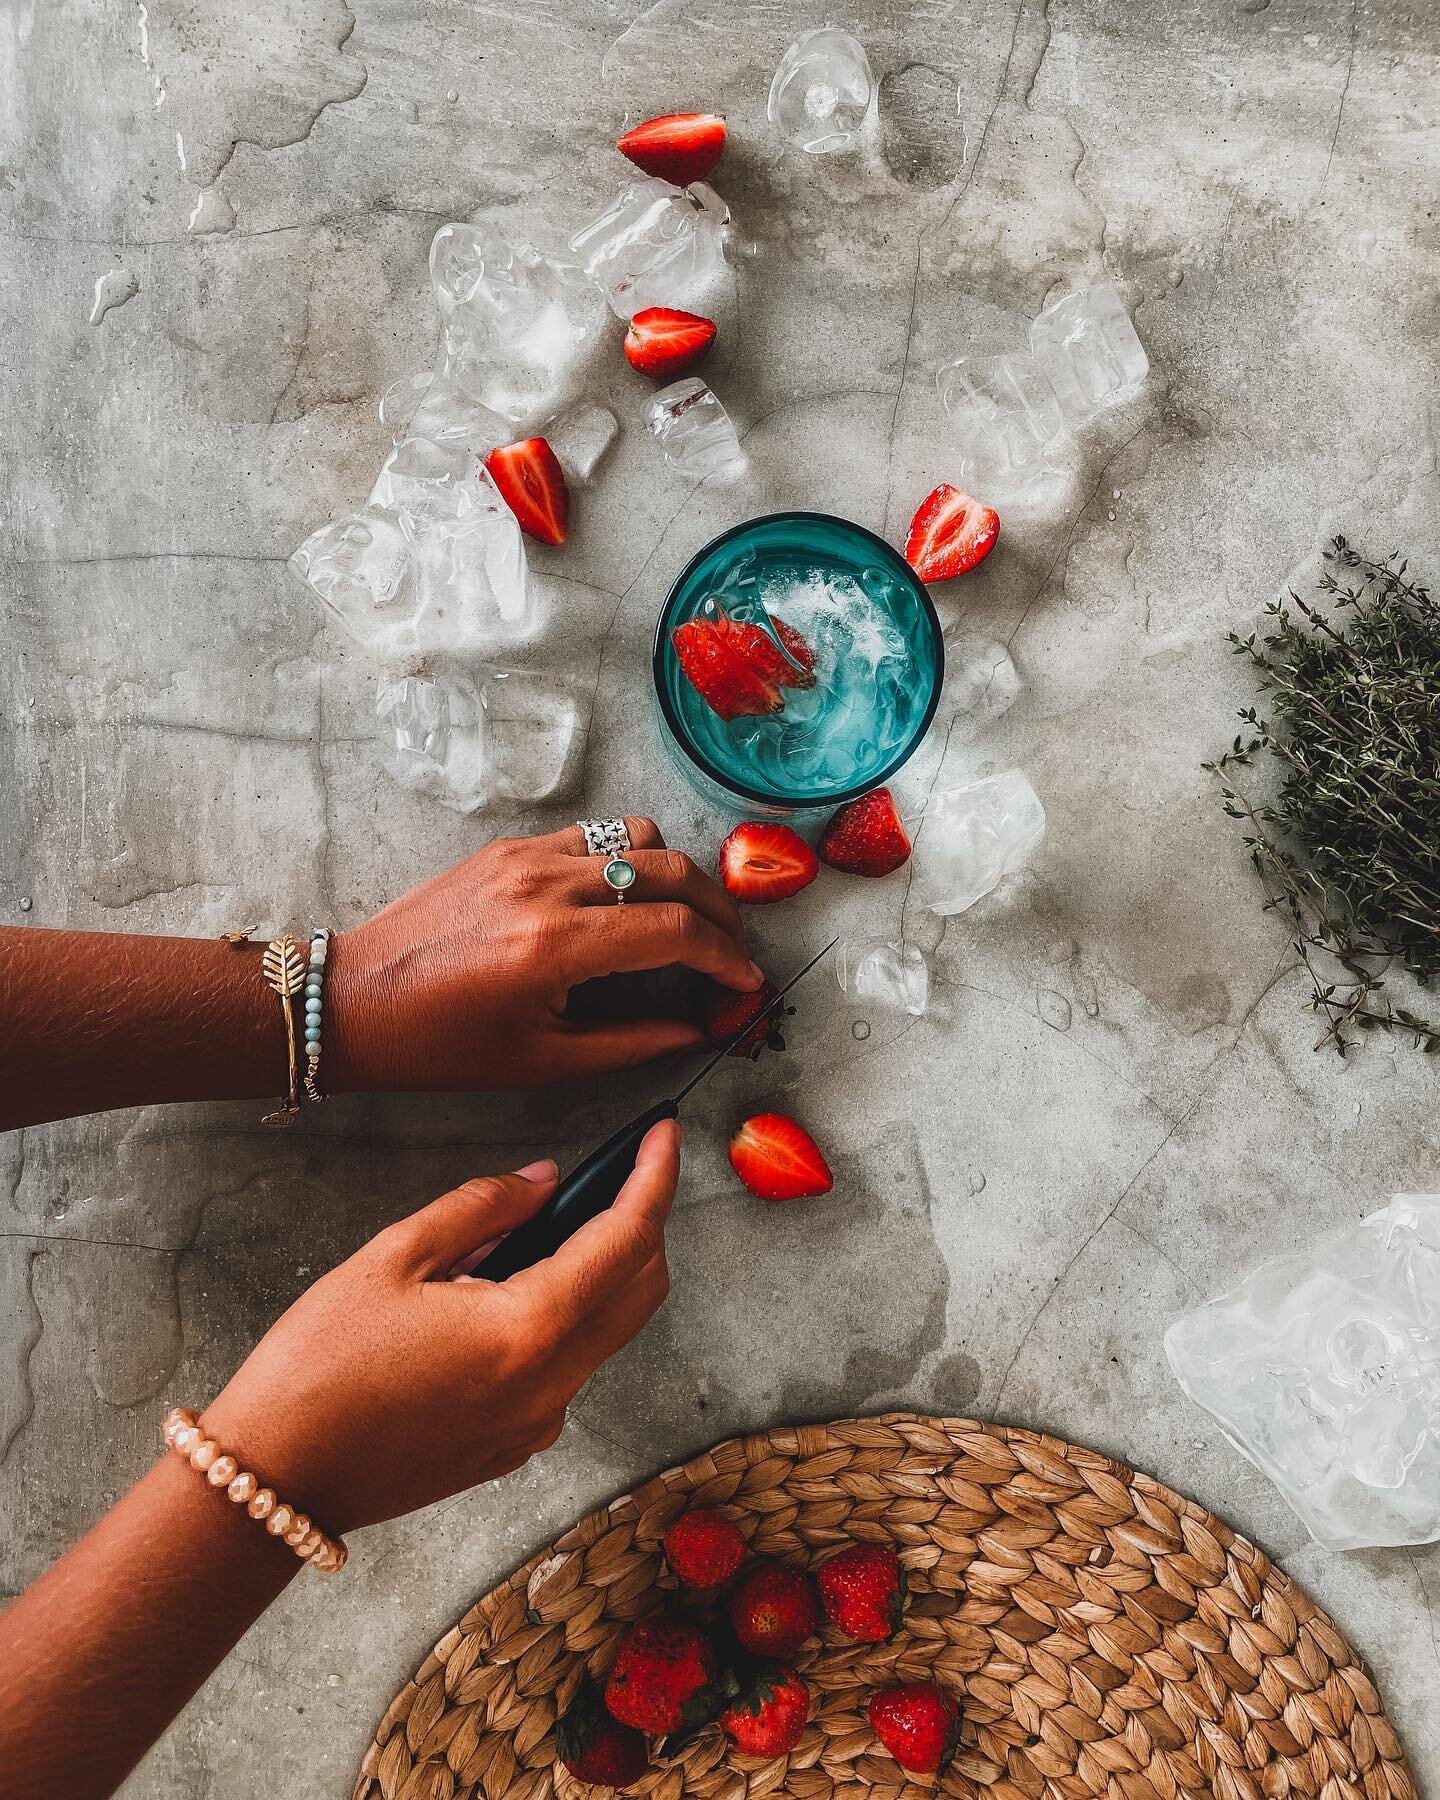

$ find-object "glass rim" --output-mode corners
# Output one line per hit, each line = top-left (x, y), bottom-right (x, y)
(652, 509), (945, 811)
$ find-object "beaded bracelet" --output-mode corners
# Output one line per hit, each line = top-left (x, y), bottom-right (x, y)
(302, 927), (331, 1104)
(161, 1407), (347, 1573)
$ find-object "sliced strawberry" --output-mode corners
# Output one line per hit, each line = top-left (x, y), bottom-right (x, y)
(817, 787), (911, 877)
(483, 438), (569, 545)
(671, 618), (781, 720)
(617, 112), (726, 186)
(905, 483), (1000, 582)
(730, 1114), (832, 1202)
(625, 307), (717, 379)
(746, 617), (817, 690)
(702, 979), (790, 1059)
(718, 822), (819, 906)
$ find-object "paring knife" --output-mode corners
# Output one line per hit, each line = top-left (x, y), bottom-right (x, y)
(478, 938), (838, 1280)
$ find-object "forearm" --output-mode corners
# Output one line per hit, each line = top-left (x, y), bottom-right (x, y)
(0, 927), (369, 1129)
(0, 1450), (301, 1799)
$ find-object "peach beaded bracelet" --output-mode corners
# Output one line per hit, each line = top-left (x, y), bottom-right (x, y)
(161, 1407), (347, 1573)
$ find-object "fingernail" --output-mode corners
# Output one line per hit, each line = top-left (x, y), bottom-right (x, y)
(516, 1158), (559, 1182)
(746, 961), (765, 987)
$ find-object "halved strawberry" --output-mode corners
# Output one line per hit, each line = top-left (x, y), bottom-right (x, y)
(702, 979), (790, 1059)
(670, 616), (815, 721)
(719, 822), (819, 905)
(618, 112), (726, 186)
(730, 1114), (833, 1202)
(483, 438), (569, 545)
(905, 484), (1000, 582)
(625, 307), (717, 379)
(817, 788), (911, 877)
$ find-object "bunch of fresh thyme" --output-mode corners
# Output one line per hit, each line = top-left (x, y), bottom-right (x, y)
(1205, 536), (1440, 1054)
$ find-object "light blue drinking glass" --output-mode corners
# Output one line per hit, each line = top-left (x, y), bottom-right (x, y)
(652, 511), (944, 816)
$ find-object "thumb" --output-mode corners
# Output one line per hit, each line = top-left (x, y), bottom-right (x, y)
(384, 1160), (559, 1277)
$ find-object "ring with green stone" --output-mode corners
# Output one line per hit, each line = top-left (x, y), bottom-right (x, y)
(602, 855), (636, 903)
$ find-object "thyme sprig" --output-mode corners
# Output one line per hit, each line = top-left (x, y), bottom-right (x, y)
(1204, 536), (1440, 1055)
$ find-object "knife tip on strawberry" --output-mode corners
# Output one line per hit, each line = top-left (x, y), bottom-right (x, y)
(483, 437), (569, 545)
(905, 483), (1000, 583)
(617, 111), (727, 187)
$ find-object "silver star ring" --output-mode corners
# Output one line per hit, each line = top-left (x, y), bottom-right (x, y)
(578, 818), (636, 904)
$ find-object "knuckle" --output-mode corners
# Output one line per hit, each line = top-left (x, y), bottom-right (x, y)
(661, 901), (698, 944)
(629, 815), (663, 849)
(660, 848), (692, 887)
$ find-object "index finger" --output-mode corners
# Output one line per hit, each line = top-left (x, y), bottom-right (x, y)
(505, 1118), (680, 1332)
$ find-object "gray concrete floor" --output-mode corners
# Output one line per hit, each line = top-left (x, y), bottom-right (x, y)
(4, 0), (1440, 1793)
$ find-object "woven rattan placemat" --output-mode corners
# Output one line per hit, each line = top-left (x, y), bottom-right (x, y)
(353, 1413), (1414, 1800)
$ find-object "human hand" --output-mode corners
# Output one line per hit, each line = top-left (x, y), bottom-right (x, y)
(326, 817), (760, 1093)
(199, 1121), (679, 1533)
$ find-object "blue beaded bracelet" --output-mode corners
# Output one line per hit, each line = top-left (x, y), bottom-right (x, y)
(302, 927), (331, 1105)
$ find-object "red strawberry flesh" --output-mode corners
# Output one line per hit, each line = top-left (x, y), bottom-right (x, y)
(625, 306), (717, 379)
(729, 1114), (832, 1202)
(904, 483), (1000, 583)
(817, 787), (911, 877)
(701, 979), (788, 1060)
(617, 112), (727, 186)
(483, 437), (569, 545)
(718, 822), (819, 905)
(670, 614), (816, 721)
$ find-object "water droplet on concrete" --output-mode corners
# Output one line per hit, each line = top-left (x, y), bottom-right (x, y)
(1111, 488), (1121, 500)
(1076, 974), (1100, 1017)
(1037, 988), (1073, 1031)
(1107, 509), (1116, 521)
(851, 1019), (871, 1040)
(447, 88), (459, 103)
(18, 897), (33, 912)
(967, 1169), (986, 1195)
(89, 267), (139, 325)
(1168, 268), (1184, 288)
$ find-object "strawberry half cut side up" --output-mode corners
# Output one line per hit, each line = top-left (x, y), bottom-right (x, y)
(617, 112), (727, 186)
(625, 307), (717, 380)
(670, 616), (816, 721)
(904, 483), (1000, 583)
(817, 787), (911, 877)
(718, 822), (819, 905)
(729, 1114), (833, 1202)
(483, 437), (569, 545)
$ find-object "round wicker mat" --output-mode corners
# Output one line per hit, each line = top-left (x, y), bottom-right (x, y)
(353, 1414), (1414, 1800)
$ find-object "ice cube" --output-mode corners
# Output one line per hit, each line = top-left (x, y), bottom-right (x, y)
(377, 666), (585, 812)
(910, 768), (1046, 915)
(569, 177), (730, 319)
(545, 400), (618, 485)
(768, 28), (874, 154)
(1165, 1193), (1440, 1549)
(936, 352), (1066, 498)
(429, 221), (606, 426)
(941, 630), (1021, 735)
(836, 940), (929, 1016)
(294, 451), (536, 662)
(643, 377), (744, 480)
(1029, 283), (1148, 423)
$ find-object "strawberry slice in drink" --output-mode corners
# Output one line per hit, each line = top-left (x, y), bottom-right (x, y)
(670, 613), (816, 721)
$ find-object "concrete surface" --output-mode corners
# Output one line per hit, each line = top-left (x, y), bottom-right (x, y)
(3, 0), (1439, 1793)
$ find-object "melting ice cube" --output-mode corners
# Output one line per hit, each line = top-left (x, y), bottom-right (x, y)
(836, 940), (930, 1016)
(940, 630), (1022, 735)
(429, 222), (606, 426)
(936, 353), (1066, 494)
(643, 378), (744, 480)
(910, 768), (1046, 915)
(377, 667), (585, 813)
(569, 178), (730, 319)
(768, 28), (874, 154)
(1029, 283), (1149, 422)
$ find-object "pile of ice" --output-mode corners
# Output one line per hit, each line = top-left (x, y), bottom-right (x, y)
(1166, 1193), (1440, 1550)
(938, 284), (1148, 501)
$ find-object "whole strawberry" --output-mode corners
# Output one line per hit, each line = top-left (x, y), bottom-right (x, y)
(729, 1561), (819, 1660)
(867, 1681), (959, 1774)
(817, 1544), (904, 1642)
(664, 1508), (746, 1590)
(604, 1617), (718, 1734)
(557, 1683), (649, 1789)
(719, 1669), (810, 1758)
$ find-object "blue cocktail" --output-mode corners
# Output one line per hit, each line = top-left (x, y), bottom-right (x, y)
(653, 512), (943, 815)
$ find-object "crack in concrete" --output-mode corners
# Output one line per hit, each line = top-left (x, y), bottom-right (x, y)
(1316, 0), (1360, 202)
(990, 1089), (1204, 1407)
(1, 1247), (45, 1464)
(13, 551), (291, 569)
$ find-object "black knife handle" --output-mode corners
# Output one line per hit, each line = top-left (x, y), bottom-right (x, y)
(476, 1098), (681, 1281)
